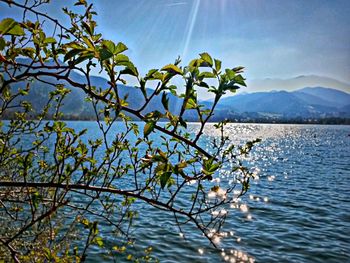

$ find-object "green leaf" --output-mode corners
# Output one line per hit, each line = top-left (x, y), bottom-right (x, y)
(152, 71), (164, 80)
(145, 110), (162, 120)
(214, 59), (221, 72)
(233, 74), (246, 86)
(145, 69), (158, 80)
(0, 37), (5, 51)
(223, 82), (240, 93)
(225, 69), (236, 80)
(22, 47), (35, 58)
(0, 18), (24, 36)
(118, 61), (138, 76)
(208, 162), (220, 172)
(6, 23), (25, 36)
(82, 36), (94, 49)
(161, 64), (183, 75)
(65, 42), (83, 49)
(102, 40), (115, 52)
(197, 59), (211, 67)
(185, 98), (197, 109)
(115, 54), (129, 63)
(198, 71), (215, 79)
(64, 48), (83, 61)
(44, 37), (57, 44)
(177, 161), (188, 169)
(202, 158), (221, 178)
(72, 51), (94, 65)
(189, 59), (199, 68)
(200, 53), (213, 67)
(99, 48), (113, 61)
(161, 92), (169, 111)
(232, 66), (245, 73)
(140, 78), (147, 98)
(198, 81), (209, 89)
(115, 42), (128, 54)
(94, 237), (104, 247)
(144, 122), (155, 137)
(81, 21), (93, 35)
(160, 171), (172, 189)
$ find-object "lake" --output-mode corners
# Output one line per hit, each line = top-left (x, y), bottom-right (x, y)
(74, 122), (348, 262)
(3, 122), (350, 262)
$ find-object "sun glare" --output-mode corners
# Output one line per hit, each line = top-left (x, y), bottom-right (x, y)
(182, 0), (201, 60)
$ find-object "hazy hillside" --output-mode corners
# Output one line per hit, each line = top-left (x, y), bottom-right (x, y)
(246, 75), (350, 94)
(295, 87), (350, 108)
(206, 87), (350, 121)
(5, 59), (183, 119)
(2, 59), (350, 123)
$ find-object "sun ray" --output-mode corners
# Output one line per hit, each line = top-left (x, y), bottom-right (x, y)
(182, 0), (201, 61)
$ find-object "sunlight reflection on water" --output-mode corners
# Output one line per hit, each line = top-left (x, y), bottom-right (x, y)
(53, 122), (350, 263)
(146, 123), (350, 263)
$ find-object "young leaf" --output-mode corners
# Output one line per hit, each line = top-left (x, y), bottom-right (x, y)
(145, 69), (158, 80)
(81, 21), (93, 35)
(115, 42), (128, 54)
(198, 71), (215, 79)
(144, 122), (155, 137)
(161, 64), (183, 75)
(64, 48), (83, 61)
(232, 66), (245, 73)
(160, 171), (172, 189)
(198, 81), (210, 89)
(120, 61), (138, 76)
(102, 40), (115, 52)
(225, 69), (236, 81)
(0, 18), (24, 36)
(99, 48), (113, 61)
(185, 98), (197, 109)
(233, 74), (246, 86)
(223, 82), (240, 93)
(94, 237), (104, 247)
(139, 78), (147, 98)
(0, 37), (6, 51)
(161, 92), (169, 111)
(44, 37), (57, 44)
(214, 59), (222, 72)
(115, 54), (129, 63)
(199, 52), (213, 67)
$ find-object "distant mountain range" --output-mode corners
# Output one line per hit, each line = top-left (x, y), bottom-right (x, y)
(246, 75), (350, 94)
(204, 87), (350, 122)
(3, 59), (186, 121)
(2, 59), (350, 124)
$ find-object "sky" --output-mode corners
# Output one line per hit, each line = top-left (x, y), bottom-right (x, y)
(1, 0), (350, 94)
(95, 0), (350, 83)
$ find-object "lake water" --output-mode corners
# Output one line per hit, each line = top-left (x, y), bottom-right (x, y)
(202, 124), (350, 263)
(79, 122), (349, 262)
(3, 122), (350, 262)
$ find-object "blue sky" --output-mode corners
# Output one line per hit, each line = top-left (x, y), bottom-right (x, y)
(1, 0), (350, 85)
(93, 0), (350, 83)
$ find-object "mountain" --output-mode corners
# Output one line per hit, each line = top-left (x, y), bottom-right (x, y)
(208, 87), (350, 121)
(4, 59), (183, 119)
(294, 87), (350, 108)
(246, 75), (350, 94)
(2, 59), (350, 123)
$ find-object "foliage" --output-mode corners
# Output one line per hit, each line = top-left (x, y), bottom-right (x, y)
(0, 0), (260, 261)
